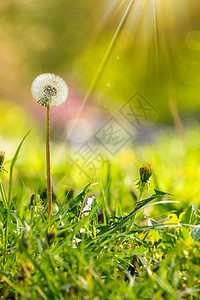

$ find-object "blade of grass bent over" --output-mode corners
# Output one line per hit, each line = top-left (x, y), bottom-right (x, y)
(5, 130), (30, 253)
(7, 130), (30, 209)
(0, 176), (7, 209)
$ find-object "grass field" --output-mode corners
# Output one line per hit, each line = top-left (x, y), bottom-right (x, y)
(0, 111), (200, 299)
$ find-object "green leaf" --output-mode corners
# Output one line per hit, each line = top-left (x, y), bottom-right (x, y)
(0, 178), (7, 209)
(133, 189), (172, 214)
(68, 181), (91, 214)
(181, 205), (196, 225)
(191, 225), (200, 242)
(153, 189), (172, 197)
(180, 227), (193, 241)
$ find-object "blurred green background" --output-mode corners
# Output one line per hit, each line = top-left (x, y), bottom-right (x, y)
(1, 0), (200, 117)
(0, 0), (200, 210)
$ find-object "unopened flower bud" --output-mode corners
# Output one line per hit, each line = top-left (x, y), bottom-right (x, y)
(0, 151), (5, 165)
(0, 151), (7, 173)
(139, 162), (153, 183)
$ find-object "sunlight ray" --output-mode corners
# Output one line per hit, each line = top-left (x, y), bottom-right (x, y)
(69, 0), (191, 137)
(153, 0), (159, 87)
(68, 0), (135, 135)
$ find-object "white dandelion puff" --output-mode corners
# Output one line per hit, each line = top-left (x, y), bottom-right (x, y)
(31, 73), (68, 107)
(31, 73), (69, 218)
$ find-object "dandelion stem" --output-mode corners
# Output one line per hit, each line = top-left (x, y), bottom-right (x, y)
(46, 105), (52, 218)
(138, 182), (146, 202)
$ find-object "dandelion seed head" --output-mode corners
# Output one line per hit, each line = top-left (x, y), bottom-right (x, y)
(31, 73), (68, 107)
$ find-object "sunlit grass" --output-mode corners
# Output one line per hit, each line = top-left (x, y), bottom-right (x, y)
(0, 0), (200, 298)
(0, 99), (200, 298)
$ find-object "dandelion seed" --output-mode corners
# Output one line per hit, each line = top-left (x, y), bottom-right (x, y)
(31, 73), (68, 107)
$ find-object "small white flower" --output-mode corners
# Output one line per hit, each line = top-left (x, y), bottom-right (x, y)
(31, 73), (68, 107)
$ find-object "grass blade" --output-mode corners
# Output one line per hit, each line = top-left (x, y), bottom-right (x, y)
(7, 130), (30, 208)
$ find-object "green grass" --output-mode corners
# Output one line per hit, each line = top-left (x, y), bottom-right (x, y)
(0, 124), (200, 299)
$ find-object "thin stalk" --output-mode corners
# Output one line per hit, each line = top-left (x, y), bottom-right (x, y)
(138, 182), (146, 202)
(129, 183), (146, 229)
(117, 181), (147, 247)
(46, 105), (52, 218)
(134, 182), (147, 226)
